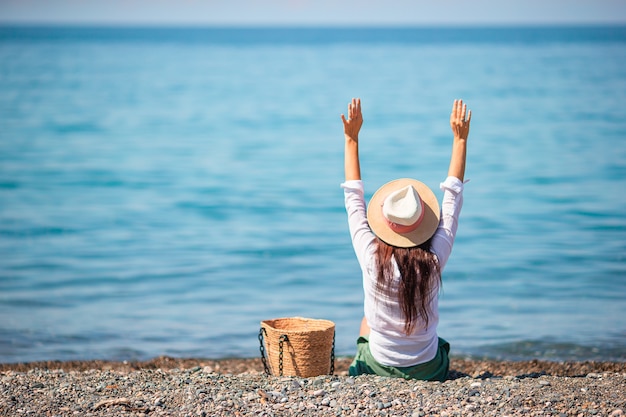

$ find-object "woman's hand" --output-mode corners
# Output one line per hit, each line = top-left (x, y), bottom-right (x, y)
(448, 99), (471, 181)
(450, 99), (471, 141)
(341, 98), (363, 142)
(342, 98), (362, 181)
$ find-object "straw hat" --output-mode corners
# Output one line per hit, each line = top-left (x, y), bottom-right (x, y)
(367, 178), (440, 248)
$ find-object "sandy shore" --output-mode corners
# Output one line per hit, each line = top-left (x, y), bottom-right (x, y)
(1, 356), (624, 416)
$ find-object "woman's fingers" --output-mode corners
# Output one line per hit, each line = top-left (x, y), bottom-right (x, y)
(343, 98), (362, 123)
(451, 99), (468, 123)
(451, 99), (459, 122)
(351, 98), (359, 119)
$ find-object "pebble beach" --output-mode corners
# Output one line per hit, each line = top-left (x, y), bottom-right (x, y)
(1, 357), (624, 416)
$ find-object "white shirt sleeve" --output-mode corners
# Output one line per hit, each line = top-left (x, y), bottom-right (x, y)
(341, 180), (377, 269)
(430, 176), (465, 271)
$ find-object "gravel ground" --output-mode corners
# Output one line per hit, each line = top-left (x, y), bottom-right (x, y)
(1, 357), (624, 416)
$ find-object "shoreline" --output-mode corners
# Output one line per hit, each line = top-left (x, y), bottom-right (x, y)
(2, 355), (625, 376)
(2, 357), (625, 416)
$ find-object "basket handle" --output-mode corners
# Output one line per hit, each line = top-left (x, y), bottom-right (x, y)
(277, 334), (289, 376)
(258, 328), (290, 376)
(258, 327), (271, 375)
(330, 330), (335, 375)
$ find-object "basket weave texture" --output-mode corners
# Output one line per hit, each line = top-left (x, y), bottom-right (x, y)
(260, 317), (335, 377)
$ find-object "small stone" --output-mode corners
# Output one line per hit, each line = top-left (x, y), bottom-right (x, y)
(331, 381), (341, 389)
(538, 380), (551, 386)
(346, 377), (356, 385)
(470, 382), (482, 388)
(321, 397), (331, 406)
(610, 410), (624, 417)
(312, 379), (324, 386)
(587, 373), (602, 379)
(31, 383), (45, 389)
(268, 390), (282, 399)
(313, 389), (326, 397)
(375, 401), (392, 410)
(330, 400), (338, 407)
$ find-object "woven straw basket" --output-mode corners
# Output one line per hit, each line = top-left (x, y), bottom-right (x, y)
(259, 317), (335, 377)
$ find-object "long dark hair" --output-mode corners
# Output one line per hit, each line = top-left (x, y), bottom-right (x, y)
(375, 237), (441, 335)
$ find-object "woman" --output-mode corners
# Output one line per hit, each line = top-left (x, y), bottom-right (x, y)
(340, 98), (471, 381)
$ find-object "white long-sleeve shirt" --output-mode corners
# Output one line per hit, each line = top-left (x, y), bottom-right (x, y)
(341, 176), (464, 367)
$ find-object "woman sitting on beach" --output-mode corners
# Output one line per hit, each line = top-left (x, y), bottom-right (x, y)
(340, 98), (471, 381)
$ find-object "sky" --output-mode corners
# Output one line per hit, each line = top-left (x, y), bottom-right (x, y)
(1, 0), (625, 26)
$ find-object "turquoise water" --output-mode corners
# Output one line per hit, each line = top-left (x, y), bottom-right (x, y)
(1, 26), (625, 363)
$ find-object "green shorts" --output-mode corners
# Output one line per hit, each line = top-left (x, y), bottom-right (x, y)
(349, 336), (450, 381)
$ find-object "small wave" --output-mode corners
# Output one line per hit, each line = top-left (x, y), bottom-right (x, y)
(0, 181), (19, 189)
(0, 226), (77, 238)
(49, 121), (104, 134)
(0, 298), (65, 308)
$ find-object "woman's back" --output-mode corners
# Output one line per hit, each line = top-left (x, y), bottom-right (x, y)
(342, 175), (464, 367)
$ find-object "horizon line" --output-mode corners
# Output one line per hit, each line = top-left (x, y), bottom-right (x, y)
(2, 21), (626, 29)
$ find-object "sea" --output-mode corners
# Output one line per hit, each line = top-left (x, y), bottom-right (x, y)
(1, 25), (625, 364)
